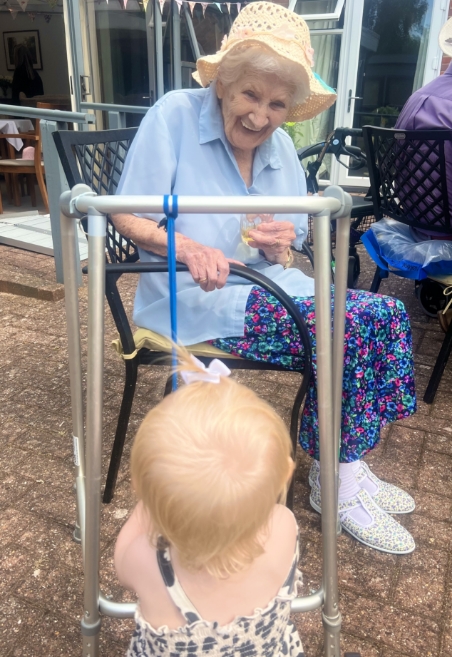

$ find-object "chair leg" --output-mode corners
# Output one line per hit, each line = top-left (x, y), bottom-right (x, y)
(103, 359), (138, 503)
(35, 164), (49, 213)
(27, 175), (37, 206)
(163, 375), (173, 398)
(423, 320), (452, 404)
(11, 175), (21, 207)
(370, 267), (382, 293)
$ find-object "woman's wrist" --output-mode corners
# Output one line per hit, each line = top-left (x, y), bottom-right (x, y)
(263, 247), (293, 268)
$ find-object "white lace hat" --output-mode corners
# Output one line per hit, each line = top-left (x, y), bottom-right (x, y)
(439, 17), (452, 57)
(193, 1), (337, 122)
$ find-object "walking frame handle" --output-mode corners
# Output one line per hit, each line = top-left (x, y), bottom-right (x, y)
(60, 185), (352, 657)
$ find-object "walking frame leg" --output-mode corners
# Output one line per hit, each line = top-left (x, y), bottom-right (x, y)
(314, 187), (353, 657)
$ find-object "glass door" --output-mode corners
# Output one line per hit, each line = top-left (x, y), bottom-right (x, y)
(335, 0), (441, 188)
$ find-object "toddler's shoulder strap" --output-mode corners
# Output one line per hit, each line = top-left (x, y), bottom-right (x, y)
(156, 536), (203, 625)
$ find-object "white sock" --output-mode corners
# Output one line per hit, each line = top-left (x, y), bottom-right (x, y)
(339, 462), (372, 526)
(338, 463), (361, 500)
(356, 461), (379, 496)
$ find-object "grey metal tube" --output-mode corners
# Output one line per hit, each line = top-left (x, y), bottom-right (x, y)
(99, 594), (136, 619)
(332, 213), (351, 474)
(0, 102), (90, 124)
(60, 206), (86, 546)
(313, 211), (341, 657)
(184, 2), (201, 60)
(154, 0), (165, 100)
(172, 0), (182, 89)
(291, 588), (324, 613)
(82, 208), (107, 657)
(81, 101), (149, 114)
(73, 194), (342, 216)
(98, 587), (324, 619)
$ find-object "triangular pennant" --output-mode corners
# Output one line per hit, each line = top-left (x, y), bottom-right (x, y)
(16, 0), (28, 11)
(201, 2), (208, 16)
(123, 0), (128, 8)
(236, 2), (240, 11)
(226, 3), (230, 13)
(188, 1), (196, 15)
(9, 7), (19, 18)
(214, 2), (221, 10)
(175, 0), (182, 13)
(159, 0), (165, 13)
(142, 0), (149, 9)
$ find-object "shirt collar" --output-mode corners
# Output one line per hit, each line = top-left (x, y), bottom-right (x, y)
(198, 82), (282, 171)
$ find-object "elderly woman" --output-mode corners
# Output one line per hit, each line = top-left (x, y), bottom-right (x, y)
(114, 2), (416, 554)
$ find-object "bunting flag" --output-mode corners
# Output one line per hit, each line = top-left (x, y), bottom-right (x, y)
(226, 3), (231, 13)
(236, 2), (240, 12)
(16, 0), (29, 11)
(188, 1), (196, 14)
(175, 0), (183, 13)
(142, 0), (149, 9)
(9, 7), (19, 19)
(159, 0), (166, 13)
(201, 2), (208, 16)
(123, 0), (128, 8)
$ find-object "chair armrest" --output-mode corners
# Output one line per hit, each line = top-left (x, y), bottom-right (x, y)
(92, 261), (312, 371)
(0, 134), (38, 140)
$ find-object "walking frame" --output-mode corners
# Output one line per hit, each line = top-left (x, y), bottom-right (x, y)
(59, 185), (354, 657)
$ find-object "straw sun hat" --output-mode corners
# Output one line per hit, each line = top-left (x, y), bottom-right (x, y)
(193, 1), (337, 122)
(439, 17), (452, 57)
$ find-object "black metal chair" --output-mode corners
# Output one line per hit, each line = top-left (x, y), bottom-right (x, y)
(363, 125), (452, 404)
(53, 127), (312, 505)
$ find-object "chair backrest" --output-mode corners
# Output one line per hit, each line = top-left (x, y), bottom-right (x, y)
(53, 127), (139, 263)
(363, 126), (452, 234)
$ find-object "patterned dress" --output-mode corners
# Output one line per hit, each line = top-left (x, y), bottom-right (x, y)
(126, 537), (304, 657)
(211, 287), (416, 463)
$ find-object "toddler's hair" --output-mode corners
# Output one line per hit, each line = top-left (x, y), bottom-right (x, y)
(131, 350), (293, 578)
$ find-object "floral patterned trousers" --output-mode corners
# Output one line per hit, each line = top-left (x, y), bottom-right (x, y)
(211, 287), (416, 463)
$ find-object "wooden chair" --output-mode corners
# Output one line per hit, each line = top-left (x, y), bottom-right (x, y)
(0, 117), (49, 214)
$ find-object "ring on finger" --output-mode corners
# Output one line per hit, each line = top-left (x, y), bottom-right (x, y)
(199, 277), (208, 283)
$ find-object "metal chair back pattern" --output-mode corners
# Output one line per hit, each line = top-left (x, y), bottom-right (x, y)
(54, 128), (139, 264)
(363, 126), (452, 233)
(53, 128), (312, 506)
(363, 126), (452, 405)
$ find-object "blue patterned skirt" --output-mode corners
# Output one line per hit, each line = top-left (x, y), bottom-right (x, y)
(210, 287), (416, 463)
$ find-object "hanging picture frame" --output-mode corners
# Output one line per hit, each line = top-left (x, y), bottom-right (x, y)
(3, 30), (43, 71)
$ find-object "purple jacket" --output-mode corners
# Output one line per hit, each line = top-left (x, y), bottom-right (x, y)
(395, 63), (452, 235)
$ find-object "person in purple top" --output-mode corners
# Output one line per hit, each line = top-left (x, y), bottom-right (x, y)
(395, 17), (452, 238)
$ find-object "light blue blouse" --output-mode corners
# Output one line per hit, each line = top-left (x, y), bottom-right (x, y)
(117, 83), (315, 344)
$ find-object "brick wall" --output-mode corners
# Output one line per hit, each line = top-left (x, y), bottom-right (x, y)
(440, 0), (452, 73)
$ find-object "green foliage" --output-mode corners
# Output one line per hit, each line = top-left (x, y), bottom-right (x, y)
(281, 122), (304, 149)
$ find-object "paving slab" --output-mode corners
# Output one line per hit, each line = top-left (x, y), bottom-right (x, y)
(1, 242), (452, 656)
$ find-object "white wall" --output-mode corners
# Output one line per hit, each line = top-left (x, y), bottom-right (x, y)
(0, 11), (70, 96)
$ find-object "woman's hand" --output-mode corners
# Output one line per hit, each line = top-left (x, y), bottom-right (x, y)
(248, 221), (296, 262)
(177, 240), (240, 293)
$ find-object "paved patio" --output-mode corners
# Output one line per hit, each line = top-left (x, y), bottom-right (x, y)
(1, 241), (452, 657)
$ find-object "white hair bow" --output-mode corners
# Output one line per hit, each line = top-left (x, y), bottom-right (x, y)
(180, 355), (231, 385)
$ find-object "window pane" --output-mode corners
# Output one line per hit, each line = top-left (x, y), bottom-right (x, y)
(349, 0), (434, 176)
(294, 32), (341, 181)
